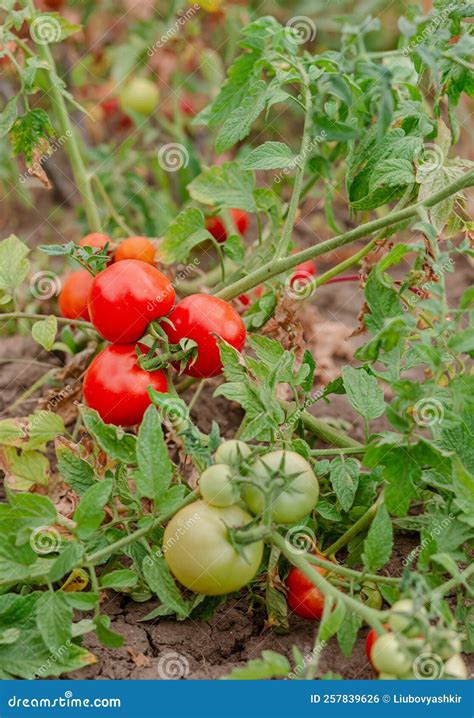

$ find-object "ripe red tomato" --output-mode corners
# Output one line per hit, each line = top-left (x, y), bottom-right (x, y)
(58, 270), (93, 321)
(100, 97), (133, 130)
(88, 259), (175, 344)
(115, 237), (155, 265)
(365, 625), (390, 668)
(205, 208), (249, 243)
(83, 344), (167, 426)
(291, 258), (316, 286)
(286, 565), (326, 620)
(164, 294), (246, 378)
(79, 233), (111, 250)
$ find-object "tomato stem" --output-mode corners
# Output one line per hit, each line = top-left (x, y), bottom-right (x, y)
(215, 169), (474, 301)
(271, 530), (388, 633)
(0, 312), (95, 331)
(323, 493), (384, 558)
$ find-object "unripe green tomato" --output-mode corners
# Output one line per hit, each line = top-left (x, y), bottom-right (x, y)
(199, 464), (237, 507)
(164, 501), (263, 596)
(371, 634), (411, 675)
(214, 439), (251, 466)
(436, 632), (462, 660)
(444, 654), (468, 679)
(119, 78), (160, 115)
(388, 599), (425, 637)
(378, 672), (398, 680)
(243, 450), (319, 524)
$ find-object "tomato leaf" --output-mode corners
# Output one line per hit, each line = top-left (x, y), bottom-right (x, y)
(135, 406), (172, 500)
(0, 235), (30, 292)
(36, 591), (72, 652)
(224, 650), (290, 680)
(362, 504), (393, 572)
(56, 440), (95, 495)
(81, 408), (137, 464)
(48, 542), (84, 583)
(142, 555), (190, 619)
(31, 315), (57, 352)
(329, 456), (360, 513)
(188, 162), (257, 212)
(342, 366), (385, 421)
(241, 141), (294, 170)
(73, 479), (113, 539)
(100, 569), (138, 590)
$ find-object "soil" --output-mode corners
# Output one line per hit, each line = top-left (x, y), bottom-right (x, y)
(1, 202), (473, 680)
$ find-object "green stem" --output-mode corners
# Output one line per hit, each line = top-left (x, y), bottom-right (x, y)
(85, 489), (199, 565)
(91, 176), (135, 237)
(271, 531), (387, 632)
(215, 169), (474, 301)
(323, 493), (384, 557)
(310, 447), (367, 456)
(27, 0), (101, 232)
(274, 64), (312, 259)
(280, 400), (362, 448)
(315, 238), (378, 287)
(0, 312), (94, 331)
(307, 555), (399, 586)
(441, 53), (474, 72)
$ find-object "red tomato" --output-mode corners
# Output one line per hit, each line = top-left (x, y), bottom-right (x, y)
(365, 625), (389, 668)
(179, 92), (197, 117)
(58, 270), (93, 321)
(100, 97), (133, 130)
(291, 259), (316, 286)
(205, 209), (249, 243)
(79, 233), (111, 250)
(164, 294), (246, 378)
(83, 344), (167, 426)
(286, 565), (326, 620)
(88, 259), (175, 344)
(115, 237), (155, 265)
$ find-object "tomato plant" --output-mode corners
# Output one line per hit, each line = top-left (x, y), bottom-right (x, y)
(0, 0), (473, 684)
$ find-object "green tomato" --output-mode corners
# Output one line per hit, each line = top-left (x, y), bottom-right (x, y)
(371, 634), (411, 675)
(378, 672), (398, 680)
(164, 501), (263, 596)
(444, 654), (468, 679)
(388, 599), (426, 637)
(214, 439), (251, 466)
(119, 78), (160, 115)
(435, 631), (462, 660)
(243, 450), (319, 524)
(199, 464), (238, 507)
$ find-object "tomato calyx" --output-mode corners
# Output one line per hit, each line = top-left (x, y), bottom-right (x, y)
(137, 336), (198, 373)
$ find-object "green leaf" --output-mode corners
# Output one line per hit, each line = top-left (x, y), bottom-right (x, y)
(161, 208), (211, 263)
(56, 441), (95, 495)
(10, 108), (53, 164)
(451, 457), (474, 522)
(36, 591), (72, 652)
(342, 366), (385, 421)
(25, 411), (64, 450)
(81, 408), (137, 464)
(0, 97), (18, 138)
(337, 612), (363, 657)
(0, 447), (49, 490)
(100, 569), (138, 590)
(329, 456), (360, 512)
(241, 141), (295, 170)
(369, 158), (415, 191)
(142, 555), (189, 619)
(73, 479), (113, 539)
(95, 615), (123, 648)
(319, 599), (347, 642)
(0, 235), (30, 292)
(224, 650), (290, 680)
(31, 316), (57, 351)
(0, 492), (56, 536)
(222, 234), (245, 262)
(0, 419), (22, 446)
(448, 328), (474, 355)
(362, 504), (393, 572)
(135, 406), (173, 500)
(188, 161), (257, 212)
(48, 542), (84, 583)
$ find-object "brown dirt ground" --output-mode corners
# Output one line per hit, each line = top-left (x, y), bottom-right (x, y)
(1, 202), (473, 680)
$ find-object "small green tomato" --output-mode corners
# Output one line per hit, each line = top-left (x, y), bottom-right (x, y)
(119, 78), (160, 115)
(371, 634), (411, 676)
(388, 599), (426, 637)
(215, 439), (251, 466)
(199, 464), (238, 507)
(444, 654), (468, 679)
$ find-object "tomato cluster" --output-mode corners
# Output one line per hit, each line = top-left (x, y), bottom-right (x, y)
(58, 233), (247, 426)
